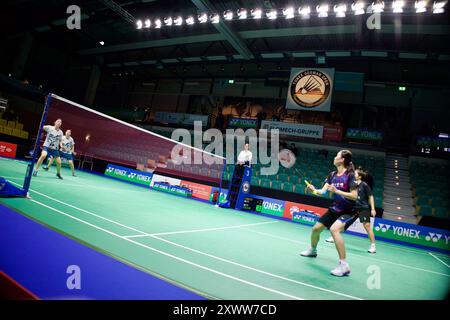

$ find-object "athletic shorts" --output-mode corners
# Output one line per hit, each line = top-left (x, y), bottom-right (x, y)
(60, 151), (73, 161)
(318, 208), (358, 229)
(357, 209), (371, 223)
(42, 146), (60, 158)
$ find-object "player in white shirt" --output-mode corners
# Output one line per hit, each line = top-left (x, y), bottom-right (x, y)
(44, 129), (76, 177)
(33, 119), (64, 179)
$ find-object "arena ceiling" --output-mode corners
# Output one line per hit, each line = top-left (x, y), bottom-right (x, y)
(1, 0), (450, 82)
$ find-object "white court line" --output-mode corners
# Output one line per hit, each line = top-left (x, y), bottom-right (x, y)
(151, 234), (362, 300)
(11, 182), (361, 299)
(124, 221), (278, 238)
(29, 199), (303, 300)
(428, 252), (450, 268)
(242, 227), (450, 278)
(8, 181), (147, 236)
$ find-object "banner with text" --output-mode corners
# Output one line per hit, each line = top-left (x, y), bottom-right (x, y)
(104, 164), (153, 186)
(260, 121), (323, 139)
(286, 68), (335, 112)
(154, 112), (208, 127)
(0, 141), (17, 158)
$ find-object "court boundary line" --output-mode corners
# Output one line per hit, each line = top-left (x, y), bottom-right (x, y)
(428, 252), (450, 268)
(8, 180), (450, 278)
(12, 183), (363, 299)
(29, 198), (303, 300)
(241, 227), (450, 277)
(150, 234), (362, 300)
(123, 221), (278, 238)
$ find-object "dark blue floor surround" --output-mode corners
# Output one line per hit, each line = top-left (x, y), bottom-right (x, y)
(0, 204), (204, 300)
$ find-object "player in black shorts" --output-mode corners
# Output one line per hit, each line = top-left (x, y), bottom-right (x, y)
(301, 150), (358, 277)
(324, 167), (377, 253)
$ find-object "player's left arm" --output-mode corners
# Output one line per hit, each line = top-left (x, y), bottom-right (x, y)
(332, 187), (358, 200)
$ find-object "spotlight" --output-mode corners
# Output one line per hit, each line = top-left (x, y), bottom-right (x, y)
(154, 18), (162, 28)
(164, 17), (172, 26)
(136, 19), (143, 29)
(298, 6), (311, 18)
(237, 8), (248, 19)
(392, 0), (405, 12)
(186, 16), (195, 25)
(99, 41), (105, 46)
(210, 13), (220, 24)
(317, 4), (329, 17)
(267, 9), (278, 19)
(283, 7), (295, 19)
(198, 13), (208, 23)
(415, 0), (428, 12)
(174, 16), (183, 26)
(371, 1), (385, 13)
(432, 1), (446, 13)
(334, 4), (347, 17)
(223, 10), (234, 20)
(144, 19), (151, 28)
(251, 8), (262, 19)
(351, 2), (366, 15)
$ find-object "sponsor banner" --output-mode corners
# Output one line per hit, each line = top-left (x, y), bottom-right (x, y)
(417, 135), (450, 149)
(373, 218), (450, 251)
(0, 141), (17, 158)
(181, 180), (212, 201)
(243, 196), (285, 217)
(292, 211), (320, 226)
(346, 128), (383, 142)
(227, 117), (258, 129)
(323, 126), (343, 142)
(152, 181), (192, 197)
(260, 120), (323, 139)
(104, 164), (153, 186)
(150, 174), (181, 187)
(286, 68), (334, 112)
(283, 201), (327, 220)
(154, 112), (208, 127)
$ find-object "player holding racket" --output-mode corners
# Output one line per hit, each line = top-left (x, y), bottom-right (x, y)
(300, 149), (358, 277)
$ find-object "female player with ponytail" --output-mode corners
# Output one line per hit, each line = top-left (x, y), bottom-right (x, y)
(300, 149), (358, 277)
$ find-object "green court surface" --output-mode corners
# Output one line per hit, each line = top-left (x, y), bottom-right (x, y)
(1, 157), (449, 300)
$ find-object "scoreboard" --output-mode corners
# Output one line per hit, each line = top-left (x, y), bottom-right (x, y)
(242, 197), (263, 212)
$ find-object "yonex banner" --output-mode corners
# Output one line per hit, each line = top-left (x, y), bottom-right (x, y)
(244, 196), (285, 217)
(286, 68), (335, 112)
(154, 112), (208, 127)
(227, 117), (258, 129)
(152, 182), (193, 197)
(260, 120), (323, 139)
(283, 201), (327, 220)
(346, 128), (383, 141)
(292, 211), (321, 226)
(105, 164), (153, 186)
(0, 141), (17, 158)
(373, 218), (450, 251)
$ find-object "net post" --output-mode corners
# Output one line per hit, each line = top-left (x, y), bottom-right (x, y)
(23, 93), (53, 193)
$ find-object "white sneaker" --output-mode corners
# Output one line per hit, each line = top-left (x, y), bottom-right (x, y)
(368, 244), (376, 254)
(330, 262), (351, 277)
(325, 236), (334, 243)
(300, 248), (317, 257)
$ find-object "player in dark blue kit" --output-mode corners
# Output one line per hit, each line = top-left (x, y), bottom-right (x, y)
(300, 150), (358, 276)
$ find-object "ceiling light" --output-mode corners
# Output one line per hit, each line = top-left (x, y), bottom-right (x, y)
(223, 10), (233, 20)
(283, 7), (295, 19)
(198, 13), (208, 23)
(267, 9), (278, 19)
(334, 4), (348, 17)
(351, 2), (366, 15)
(415, 0), (427, 12)
(251, 8), (262, 19)
(237, 8), (248, 19)
(317, 4), (330, 17)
